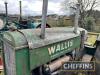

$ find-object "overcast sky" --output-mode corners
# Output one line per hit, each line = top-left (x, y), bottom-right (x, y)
(0, 0), (69, 16)
(0, 0), (100, 16)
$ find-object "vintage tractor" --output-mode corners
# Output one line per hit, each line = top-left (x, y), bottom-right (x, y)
(0, 1), (51, 32)
(0, 0), (88, 75)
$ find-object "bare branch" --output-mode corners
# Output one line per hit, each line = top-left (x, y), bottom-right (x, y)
(61, 0), (100, 28)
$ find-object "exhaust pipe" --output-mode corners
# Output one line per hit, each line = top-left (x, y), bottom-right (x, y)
(19, 1), (22, 21)
(4, 2), (8, 25)
(43, 56), (71, 74)
(74, 4), (80, 34)
(40, 0), (48, 39)
(82, 54), (93, 62)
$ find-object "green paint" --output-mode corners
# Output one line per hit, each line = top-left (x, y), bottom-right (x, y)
(2, 28), (81, 75)
(29, 36), (81, 70)
(48, 39), (73, 55)
(3, 36), (80, 75)
(16, 48), (30, 75)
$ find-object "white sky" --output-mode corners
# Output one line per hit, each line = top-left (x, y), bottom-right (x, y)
(0, 0), (100, 16)
(0, 0), (67, 16)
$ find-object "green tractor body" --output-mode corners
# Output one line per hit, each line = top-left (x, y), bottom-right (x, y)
(2, 27), (82, 75)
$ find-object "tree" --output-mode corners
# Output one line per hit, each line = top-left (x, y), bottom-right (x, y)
(84, 16), (95, 31)
(61, 0), (100, 28)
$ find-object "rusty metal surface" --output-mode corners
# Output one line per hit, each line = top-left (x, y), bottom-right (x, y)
(3, 41), (16, 75)
(82, 54), (93, 62)
(3, 27), (81, 49)
(48, 56), (71, 72)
